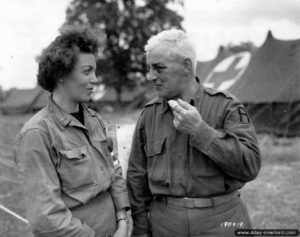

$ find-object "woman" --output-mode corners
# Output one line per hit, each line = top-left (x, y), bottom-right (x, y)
(14, 27), (131, 237)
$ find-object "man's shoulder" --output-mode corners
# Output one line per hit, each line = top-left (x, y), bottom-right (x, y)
(204, 87), (239, 101)
(136, 97), (163, 122)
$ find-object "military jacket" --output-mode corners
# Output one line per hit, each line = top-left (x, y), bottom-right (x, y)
(15, 97), (129, 236)
(127, 81), (261, 235)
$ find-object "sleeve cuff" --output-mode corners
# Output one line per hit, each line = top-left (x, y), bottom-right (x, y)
(189, 121), (220, 154)
(112, 192), (131, 211)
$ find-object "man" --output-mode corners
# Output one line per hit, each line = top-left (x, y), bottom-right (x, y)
(126, 29), (261, 237)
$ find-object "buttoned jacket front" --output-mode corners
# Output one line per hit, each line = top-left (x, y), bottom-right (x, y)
(127, 81), (261, 235)
(15, 97), (129, 236)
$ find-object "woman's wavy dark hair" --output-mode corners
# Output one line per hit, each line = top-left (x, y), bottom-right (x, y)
(37, 26), (99, 92)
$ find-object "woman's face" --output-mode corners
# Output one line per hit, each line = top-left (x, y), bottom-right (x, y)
(62, 52), (97, 103)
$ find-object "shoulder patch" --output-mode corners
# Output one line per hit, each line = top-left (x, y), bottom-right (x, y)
(204, 87), (237, 100)
(145, 97), (163, 107)
(237, 106), (251, 123)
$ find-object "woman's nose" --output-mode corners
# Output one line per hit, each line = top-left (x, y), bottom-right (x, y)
(89, 73), (98, 84)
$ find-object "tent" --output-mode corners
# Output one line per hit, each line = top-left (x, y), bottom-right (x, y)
(196, 46), (231, 83)
(0, 86), (49, 115)
(197, 31), (300, 137)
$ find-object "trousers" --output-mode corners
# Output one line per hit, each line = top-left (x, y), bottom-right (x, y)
(149, 194), (251, 237)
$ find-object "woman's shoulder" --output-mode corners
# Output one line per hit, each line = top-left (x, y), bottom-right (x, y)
(18, 107), (51, 136)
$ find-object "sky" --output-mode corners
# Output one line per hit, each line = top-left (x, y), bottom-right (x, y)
(1, 0), (300, 90)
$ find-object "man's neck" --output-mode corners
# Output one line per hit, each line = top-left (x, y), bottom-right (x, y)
(181, 76), (198, 102)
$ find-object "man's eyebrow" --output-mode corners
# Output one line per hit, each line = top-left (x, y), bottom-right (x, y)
(151, 63), (166, 68)
(80, 65), (94, 69)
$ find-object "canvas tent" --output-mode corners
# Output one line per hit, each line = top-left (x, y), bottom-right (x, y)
(196, 46), (230, 83)
(0, 86), (49, 115)
(197, 31), (300, 137)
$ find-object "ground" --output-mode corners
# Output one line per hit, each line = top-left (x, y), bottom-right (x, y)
(0, 110), (299, 236)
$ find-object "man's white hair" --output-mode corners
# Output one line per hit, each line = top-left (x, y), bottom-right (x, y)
(145, 29), (197, 74)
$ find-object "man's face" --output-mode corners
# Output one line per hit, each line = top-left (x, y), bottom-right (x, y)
(146, 46), (187, 99)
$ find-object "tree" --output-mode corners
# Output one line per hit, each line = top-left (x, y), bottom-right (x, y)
(0, 85), (4, 102)
(64, 0), (184, 103)
(224, 41), (256, 54)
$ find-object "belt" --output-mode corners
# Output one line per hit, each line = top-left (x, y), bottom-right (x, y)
(156, 191), (240, 208)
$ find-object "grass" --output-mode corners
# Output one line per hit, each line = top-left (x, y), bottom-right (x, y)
(242, 135), (300, 229)
(0, 112), (299, 236)
(0, 154), (32, 237)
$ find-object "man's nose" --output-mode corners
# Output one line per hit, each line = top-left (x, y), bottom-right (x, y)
(147, 69), (157, 81)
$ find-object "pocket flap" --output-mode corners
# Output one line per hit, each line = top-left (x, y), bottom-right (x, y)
(60, 146), (87, 159)
(146, 137), (166, 157)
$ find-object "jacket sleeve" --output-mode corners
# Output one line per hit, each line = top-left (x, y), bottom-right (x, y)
(108, 156), (130, 212)
(97, 117), (130, 213)
(126, 114), (153, 236)
(189, 99), (261, 181)
(15, 128), (95, 237)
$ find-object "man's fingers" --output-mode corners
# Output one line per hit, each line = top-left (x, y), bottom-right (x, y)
(173, 118), (179, 128)
(173, 110), (183, 121)
(168, 99), (188, 113)
(168, 100), (179, 109)
(177, 99), (193, 110)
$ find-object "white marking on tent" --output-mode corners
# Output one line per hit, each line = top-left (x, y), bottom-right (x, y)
(0, 204), (29, 224)
(204, 52), (251, 90)
(218, 79), (237, 91)
(213, 56), (236, 72)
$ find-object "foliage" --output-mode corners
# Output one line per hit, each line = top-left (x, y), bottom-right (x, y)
(224, 41), (256, 54)
(0, 86), (4, 102)
(64, 0), (184, 102)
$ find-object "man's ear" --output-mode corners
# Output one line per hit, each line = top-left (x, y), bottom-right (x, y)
(183, 58), (192, 73)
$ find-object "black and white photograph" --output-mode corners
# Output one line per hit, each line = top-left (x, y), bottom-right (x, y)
(0, 0), (299, 236)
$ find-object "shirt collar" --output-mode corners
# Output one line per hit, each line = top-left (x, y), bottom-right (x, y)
(161, 76), (203, 113)
(193, 77), (205, 108)
(47, 96), (95, 129)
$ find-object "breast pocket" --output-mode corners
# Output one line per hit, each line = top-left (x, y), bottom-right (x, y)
(146, 137), (170, 186)
(59, 145), (96, 191)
